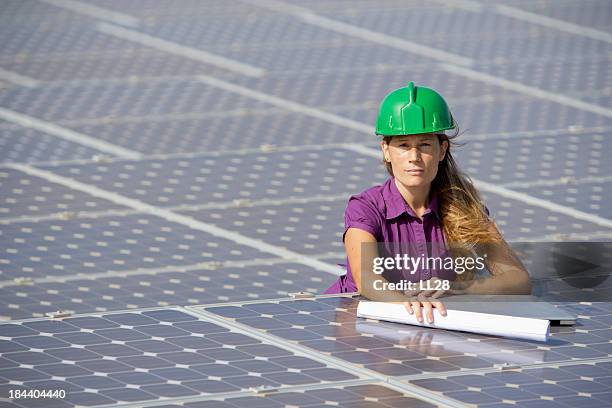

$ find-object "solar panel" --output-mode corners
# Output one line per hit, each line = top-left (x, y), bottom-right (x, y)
(0, 262), (334, 319)
(1, 214), (265, 279)
(200, 296), (612, 378)
(408, 362), (612, 406)
(34, 149), (381, 206)
(514, 180), (612, 220)
(0, 308), (365, 406)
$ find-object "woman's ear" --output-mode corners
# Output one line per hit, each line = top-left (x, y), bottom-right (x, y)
(439, 139), (449, 161)
(380, 140), (390, 162)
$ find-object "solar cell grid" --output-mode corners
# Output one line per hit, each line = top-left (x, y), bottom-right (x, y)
(0, 214), (265, 281)
(513, 181), (612, 220)
(33, 148), (380, 206)
(0, 82), (268, 123)
(0, 127), (102, 165)
(0, 261), (334, 319)
(1, 53), (231, 82)
(201, 296), (612, 378)
(408, 362), (612, 407)
(0, 307), (369, 406)
(304, 4), (610, 63)
(500, 0), (612, 31)
(0, 169), (128, 219)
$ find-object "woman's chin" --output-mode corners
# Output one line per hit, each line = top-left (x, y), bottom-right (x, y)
(398, 177), (429, 188)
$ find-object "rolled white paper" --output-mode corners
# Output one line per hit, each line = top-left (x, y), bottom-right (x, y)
(356, 301), (550, 342)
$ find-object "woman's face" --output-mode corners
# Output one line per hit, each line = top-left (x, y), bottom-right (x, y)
(381, 133), (448, 188)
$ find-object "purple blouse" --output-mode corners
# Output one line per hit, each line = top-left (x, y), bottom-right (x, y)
(325, 177), (454, 294)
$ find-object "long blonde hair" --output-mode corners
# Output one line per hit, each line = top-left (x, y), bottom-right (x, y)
(382, 129), (504, 281)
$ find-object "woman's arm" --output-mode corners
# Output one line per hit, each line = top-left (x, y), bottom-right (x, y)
(451, 224), (532, 295)
(345, 227), (447, 323)
(345, 227), (407, 302)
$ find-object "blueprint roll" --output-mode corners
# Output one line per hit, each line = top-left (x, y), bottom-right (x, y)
(356, 301), (550, 342)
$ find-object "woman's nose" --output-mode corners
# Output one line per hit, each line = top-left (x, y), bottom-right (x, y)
(407, 147), (421, 161)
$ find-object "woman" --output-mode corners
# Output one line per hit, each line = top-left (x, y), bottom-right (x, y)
(325, 82), (532, 324)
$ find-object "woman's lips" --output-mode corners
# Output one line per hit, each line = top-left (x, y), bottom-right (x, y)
(405, 169), (424, 175)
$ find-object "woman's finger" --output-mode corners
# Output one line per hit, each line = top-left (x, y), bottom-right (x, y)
(432, 300), (447, 316)
(422, 301), (435, 324)
(411, 301), (424, 323)
(404, 302), (414, 315)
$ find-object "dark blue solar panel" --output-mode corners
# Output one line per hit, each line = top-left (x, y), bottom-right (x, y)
(0, 309), (360, 406)
(0, 261), (334, 319)
(409, 361), (612, 406)
(203, 296), (612, 379)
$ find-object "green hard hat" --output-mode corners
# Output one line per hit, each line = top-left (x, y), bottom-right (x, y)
(375, 82), (455, 136)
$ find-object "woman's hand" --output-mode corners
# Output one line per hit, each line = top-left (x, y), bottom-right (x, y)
(403, 294), (447, 324)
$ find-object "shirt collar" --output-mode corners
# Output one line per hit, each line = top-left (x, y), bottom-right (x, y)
(383, 177), (440, 220)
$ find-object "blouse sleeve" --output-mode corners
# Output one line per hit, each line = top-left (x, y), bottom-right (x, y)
(343, 195), (382, 242)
